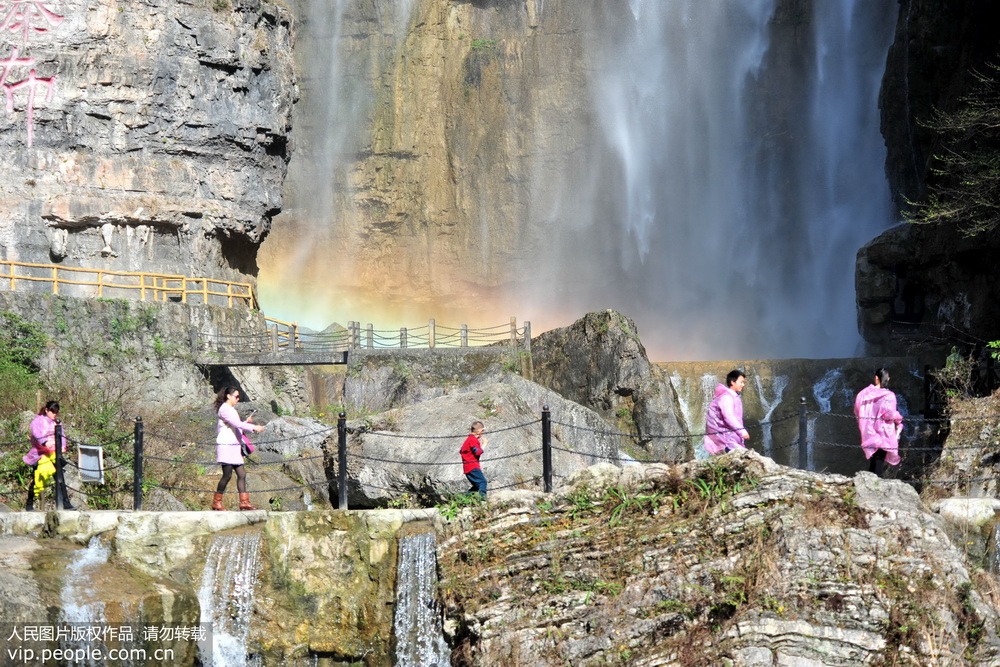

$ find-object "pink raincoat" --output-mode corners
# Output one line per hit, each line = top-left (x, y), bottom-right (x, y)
(704, 383), (749, 455)
(23, 414), (67, 465)
(216, 403), (255, 465)
(854, 384), (903, 465)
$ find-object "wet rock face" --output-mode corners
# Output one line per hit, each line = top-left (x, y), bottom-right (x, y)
(438, 451), (1000, 665)
(0, 0), (295, 282)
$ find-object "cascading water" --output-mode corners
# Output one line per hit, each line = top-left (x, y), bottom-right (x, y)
(266, 0), (898, 361)
(393, 531), (449, 666)
(752, 374), (788, 457)
(669, 372), (719, 459)
(59, 536), (112, 667)
(197, 532), (264, 667)
(562, 0), (898, 359)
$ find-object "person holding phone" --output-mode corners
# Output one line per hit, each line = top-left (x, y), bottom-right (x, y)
(212, 386), (265, 511)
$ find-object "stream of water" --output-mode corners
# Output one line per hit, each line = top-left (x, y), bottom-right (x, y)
(394, 531), (450, 666)
(197, 532), (264, 667)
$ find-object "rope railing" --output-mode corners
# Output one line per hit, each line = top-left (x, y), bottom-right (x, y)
(6, 404), (1000, 512)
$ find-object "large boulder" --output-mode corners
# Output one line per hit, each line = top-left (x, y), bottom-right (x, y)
(345, 374), (632, 506)
(530, 311), (689, 460)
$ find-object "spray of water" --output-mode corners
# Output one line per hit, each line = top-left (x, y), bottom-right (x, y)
(264, 0), (897, 361)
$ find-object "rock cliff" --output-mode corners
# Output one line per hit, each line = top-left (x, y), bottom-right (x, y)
(860, 0), (1000, 356)
(440, 452), (1000, 666)
(0, 0), (295, 283)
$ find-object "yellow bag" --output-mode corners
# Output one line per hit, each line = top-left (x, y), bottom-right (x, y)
(34, 454), (56, 496)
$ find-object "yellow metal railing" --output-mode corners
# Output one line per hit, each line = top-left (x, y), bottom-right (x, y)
(0, 260), (257, 309)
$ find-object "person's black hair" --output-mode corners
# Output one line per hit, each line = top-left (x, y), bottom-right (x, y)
(470, 420), (484, 432)
(874, 367), (890, 386)
(726, 369), (745, 387)
(214, 386), (240, 410)
(38, 400), (59, 416)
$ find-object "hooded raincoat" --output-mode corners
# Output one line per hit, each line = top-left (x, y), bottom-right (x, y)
(704, 383), (749, 455)
(854, 384), (903, 465)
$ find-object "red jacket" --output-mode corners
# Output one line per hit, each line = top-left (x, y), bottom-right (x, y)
(460, 434), (483, 474)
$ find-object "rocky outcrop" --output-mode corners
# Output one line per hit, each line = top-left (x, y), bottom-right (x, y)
(344, 373), (634, 507)
(856, 223), (1000, 358)
(861, 0), (1000, 356)
(439, 451), (1000, 665)
(531, 311), (689, 461)
(0, 0), (295, 283)
(0, 290), (304, 413)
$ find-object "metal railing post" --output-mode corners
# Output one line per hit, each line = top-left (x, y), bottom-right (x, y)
(338, 413), (348, 510)
(54, 421), (68, 510)
(460, 324), (468, 347)
(542, 406), (552, 493)
(133, 417), (144, 511)
(798, 397), (808, 471)
(400, 327), (407, 349)
(429, 319), (436, 348)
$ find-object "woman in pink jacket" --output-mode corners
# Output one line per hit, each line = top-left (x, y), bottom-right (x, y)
(704, 370), (750, 455)
(854, 368), (903, 477)
(23, 400), (71, 511)
(212, 386), (265, 511)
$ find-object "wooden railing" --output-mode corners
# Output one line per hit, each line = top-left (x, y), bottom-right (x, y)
(0, 260), (257, 309)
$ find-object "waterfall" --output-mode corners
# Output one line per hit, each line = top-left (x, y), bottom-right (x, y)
(59, 536), (112, 667)
(670, 372), (719, 459)
(197, 532), (264, 667)
(266, 0), (898, 361)
(393, 531), (449, 666)
(752, 374), (788, 457)
(565, 0), (898, 359)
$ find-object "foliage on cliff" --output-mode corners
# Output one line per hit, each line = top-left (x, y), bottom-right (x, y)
(906, 63), (1000, 237)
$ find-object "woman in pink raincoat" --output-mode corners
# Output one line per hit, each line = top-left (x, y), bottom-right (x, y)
(854, 368), (903, 477)
(211, 386), (264, 511)
(704, 370), (750, 456)
(23, 400), (72, 511)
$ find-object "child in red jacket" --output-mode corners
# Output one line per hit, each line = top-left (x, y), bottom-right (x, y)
(460, 421), (488, 499)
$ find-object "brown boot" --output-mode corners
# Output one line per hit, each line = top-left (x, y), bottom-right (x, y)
(238, 493), (258, 511)
(211, 493), (227, 511)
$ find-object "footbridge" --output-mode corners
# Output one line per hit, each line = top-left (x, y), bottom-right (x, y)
(0, 259), (531, 367)
(195, 317), (532, 366)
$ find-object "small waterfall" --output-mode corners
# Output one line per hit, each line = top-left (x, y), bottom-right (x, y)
(60, 536), (112, 666)
(670, 372), (718, 459)
(752, 374), (788, 457)
(394, 531), (449, 666)
(198, 532), (264, 667)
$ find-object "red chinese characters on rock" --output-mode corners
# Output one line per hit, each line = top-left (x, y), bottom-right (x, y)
(0, 1), (64, 147)
(1, 0), (64, 45)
